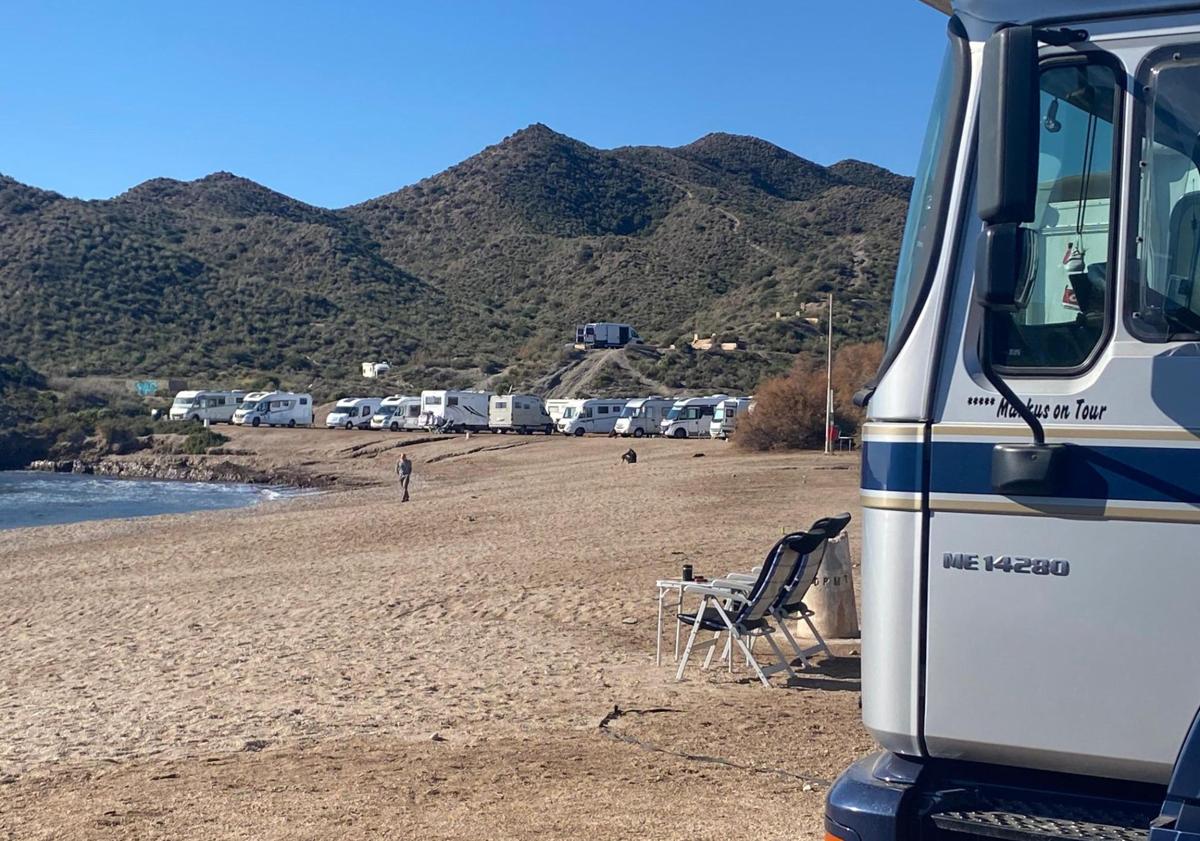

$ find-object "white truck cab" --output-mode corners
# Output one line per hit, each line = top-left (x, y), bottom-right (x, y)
(232, 391), (313, 428)
(168, 390), (246, 423)
(708, 396), (752, 439)
(371, 395), (421, 431)
(828, 4), (1200, 841)
(325, 397), (382, 430)
(556, 398), (628, 436)
(660, 395), (727, 438)
(613, 396), (676, 437)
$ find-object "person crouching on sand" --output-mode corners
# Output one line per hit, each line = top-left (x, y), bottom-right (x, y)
(396, 453), (413, 502)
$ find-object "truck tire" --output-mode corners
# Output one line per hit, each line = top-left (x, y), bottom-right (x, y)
(573, 427), (586, 437)
(545, 425), (554, 435)
(191, 414), (200, 422)
(673, 428), (687, 439)
(344, 420), (354, 430)
(288, 419), (296, 428)
(633, 428), (645, 438)
(251, 417), (261, 428)
(390, 422), (399, 431)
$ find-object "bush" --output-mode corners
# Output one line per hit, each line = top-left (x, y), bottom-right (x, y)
(735, 358), (827, 451)
(181, 428), (230, 454)
(736, 341), (883, 451)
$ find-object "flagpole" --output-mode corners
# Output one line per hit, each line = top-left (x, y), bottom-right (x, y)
(825, 292), (833, 455)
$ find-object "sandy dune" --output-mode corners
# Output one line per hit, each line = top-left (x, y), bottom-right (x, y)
(0, 429), (870, 839)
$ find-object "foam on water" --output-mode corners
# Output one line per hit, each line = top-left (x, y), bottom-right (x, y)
(0, 471), (303, 530)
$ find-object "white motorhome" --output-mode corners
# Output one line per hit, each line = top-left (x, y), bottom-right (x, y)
(325, 397), (383, 430)
(370, 395), (422, 431)
(659, 395), (727, 438)
(545, 399), (575, 424)
(418, 390), (491, 432)
(168, 390), (246, 423)
(613, 396), (676, 437)
(489, 394), (554, 434)
(708, 396), (753, 439)
(557, 398), (628, 436)
(828, 3), (1200, 838)
(232, 391), (313, 428)
(574, 322), (642, 349)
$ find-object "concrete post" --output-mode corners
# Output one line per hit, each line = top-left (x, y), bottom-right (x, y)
(806, 533), (859, 639)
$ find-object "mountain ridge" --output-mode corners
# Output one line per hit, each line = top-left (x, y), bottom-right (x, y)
(0, 124), (911, 394)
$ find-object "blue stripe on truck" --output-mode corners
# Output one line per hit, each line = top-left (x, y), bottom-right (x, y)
(862, 439), (1200, 504)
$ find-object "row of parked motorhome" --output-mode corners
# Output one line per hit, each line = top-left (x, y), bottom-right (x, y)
(167, 388), (754, 438)
(169, 389), (316, 428)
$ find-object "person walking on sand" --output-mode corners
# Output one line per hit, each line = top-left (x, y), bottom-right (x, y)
(396, 452), (413, 502)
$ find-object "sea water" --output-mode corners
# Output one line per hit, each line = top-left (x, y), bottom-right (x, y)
(0, 471), (289, 530)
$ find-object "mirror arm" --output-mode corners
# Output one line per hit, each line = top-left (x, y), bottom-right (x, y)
(979, 317), (1046, 446)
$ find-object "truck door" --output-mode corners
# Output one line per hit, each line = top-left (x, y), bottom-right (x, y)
(923, 47), (1200, 781)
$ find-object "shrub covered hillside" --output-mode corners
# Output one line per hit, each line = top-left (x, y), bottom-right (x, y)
(0, 125), (910, 394)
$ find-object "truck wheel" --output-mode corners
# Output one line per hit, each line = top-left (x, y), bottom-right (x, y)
(191, 414), (200, 422)
(288, 419), (296, 428)
(390, 422), (399, 431)
(545, 425), (554, 435)
(251, 417), (261, 428)
(673, 428), (687, 439)
(344, 420), (354, 430)
(633, 428), (644, 438)
(573, 427), (585, 437)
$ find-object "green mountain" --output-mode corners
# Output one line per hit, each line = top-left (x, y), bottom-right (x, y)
(0, 124), (910, 395)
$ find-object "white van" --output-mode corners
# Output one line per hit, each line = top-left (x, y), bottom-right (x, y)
(489, 394), (554, 434)
(574, 322), (643, 348)
(613, 397), (676, 438)
(168, 390), (246, 424)
(371, 396), (422, 431)
(709, 396), (754, 439)
(232, 391), (314, 428)
(326, 397), (383, 430)
(557, 398), (629, 436)
(419, 390), (491, 432)
(545, 399), (575, 424)
(660, 395), (728, 438)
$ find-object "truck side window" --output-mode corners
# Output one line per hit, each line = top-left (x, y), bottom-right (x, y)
(1131, 51), (1200, 339)
(991, 61), (1119, 371)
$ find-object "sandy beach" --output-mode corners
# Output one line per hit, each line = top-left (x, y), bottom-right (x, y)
(0, 428), (870, 839)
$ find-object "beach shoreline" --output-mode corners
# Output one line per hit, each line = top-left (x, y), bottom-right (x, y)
(0, 427), (869, 840)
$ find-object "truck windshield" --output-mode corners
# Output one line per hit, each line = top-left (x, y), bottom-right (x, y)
(172, 397), (195, 406)
(885, 38), (964, 352)
(562, 407), (577, 419)
(619, 406), (637, 418)
(666, 407), (681, 420)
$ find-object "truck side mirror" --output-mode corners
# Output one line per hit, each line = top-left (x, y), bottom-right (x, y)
(977, 25), (1039, 224)
(975, 222), (1038, 312)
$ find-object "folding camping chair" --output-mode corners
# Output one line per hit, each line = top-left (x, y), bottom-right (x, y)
(713, 512), (851, 669)
(674, 530), (826, 687)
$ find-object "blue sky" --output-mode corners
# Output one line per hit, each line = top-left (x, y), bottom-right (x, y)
(0, 1), (948, 208)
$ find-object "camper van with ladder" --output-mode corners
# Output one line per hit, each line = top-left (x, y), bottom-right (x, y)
(827, 3), (1200, 840)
